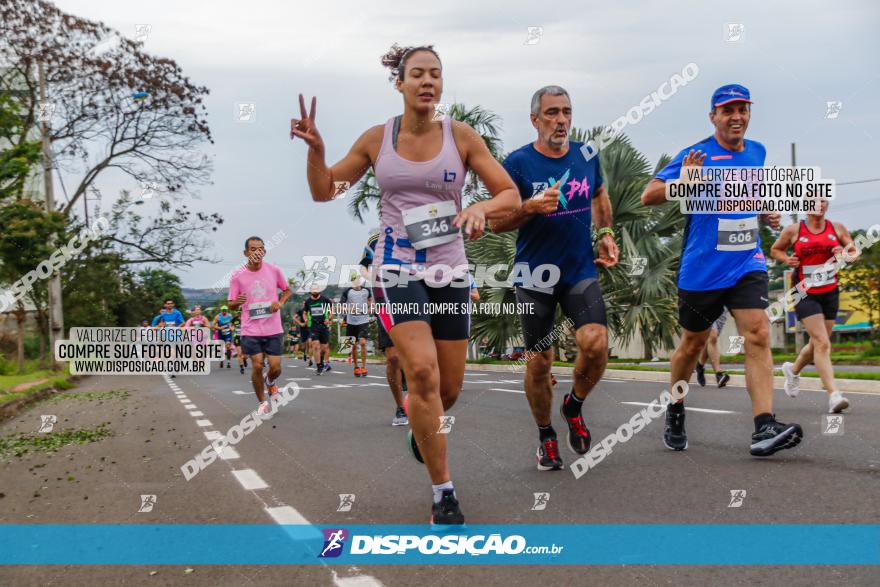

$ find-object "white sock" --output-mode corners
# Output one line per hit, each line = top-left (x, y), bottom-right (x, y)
(432, 481), (455, 504)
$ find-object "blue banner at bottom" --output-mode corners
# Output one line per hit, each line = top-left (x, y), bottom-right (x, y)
(1, 524), (878, 565)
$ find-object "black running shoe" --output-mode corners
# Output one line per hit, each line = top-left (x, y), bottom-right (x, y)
(717, 372), (730, 388)
(308, 360), (313, 367)
(536, 437), (564, 471)
(430, 489), (464, 527)
(663, 406), (688, 451)
(695, 363), (706, 387)
(559, 397), (591, 455)
(244, 358), (248, 367)
(239, 366), (244, 374)
(316, 364), (323, 376)
(323, 363), (332, 373)
(408, 429), (424, 463)
(750, 417), (803, 456)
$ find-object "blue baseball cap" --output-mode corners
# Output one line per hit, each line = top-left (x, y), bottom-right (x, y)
(711, 84), (753, 109)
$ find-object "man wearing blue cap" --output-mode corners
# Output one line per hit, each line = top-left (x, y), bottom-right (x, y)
(640, 84), (803, 457)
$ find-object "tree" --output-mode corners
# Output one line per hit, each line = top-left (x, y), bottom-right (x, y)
(0, 0), (214, 214)
(0, 93), (41, 201)
(844, 228), (880, 343)
(0, 199), (66, 369)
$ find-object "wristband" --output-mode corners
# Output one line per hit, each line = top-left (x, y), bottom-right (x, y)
(596, 227), (616, 239)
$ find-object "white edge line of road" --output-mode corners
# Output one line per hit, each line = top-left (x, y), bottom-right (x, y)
(164, 378), (382, 586)
(620, 401), (737, 414)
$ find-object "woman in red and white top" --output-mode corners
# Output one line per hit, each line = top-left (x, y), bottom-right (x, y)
(771, 200), (858, 413)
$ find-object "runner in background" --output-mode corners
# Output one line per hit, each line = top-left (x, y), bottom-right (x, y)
(293, 307), (312, 364)
(695, 310), (731, 388)
(339, 276), (372, 377)
(229, 236), (292, 414)
(303, 286), (334, 375)
(771, 200), (856, 413)
(360, 231), (408, 425)
(212, 306), (234, 368)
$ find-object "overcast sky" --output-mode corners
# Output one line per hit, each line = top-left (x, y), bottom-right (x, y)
(54, 0), (880, 289)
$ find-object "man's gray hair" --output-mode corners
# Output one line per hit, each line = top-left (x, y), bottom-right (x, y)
(531, 85), (570, 115)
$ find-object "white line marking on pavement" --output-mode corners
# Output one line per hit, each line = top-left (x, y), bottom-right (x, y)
(195, 419), (213, 427)
(232, 468), (268, 490)
(265, 505), (310, 525)
(185, 404), (198, 410)
(190, 411), (204, 417)
(620, 401), (737, 414)
(491, 388), (525, 394)
(232, 390), (250, 395)
(219, 446), (240, 460)
(364, 375), (385, 379)
(333, 572), (385, 587)
(204, 431), (222, 441)
(284, 378), (312, 381)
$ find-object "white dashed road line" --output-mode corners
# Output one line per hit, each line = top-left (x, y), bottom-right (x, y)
(620, 401), (737, 414)
(231, 468), (269, 490)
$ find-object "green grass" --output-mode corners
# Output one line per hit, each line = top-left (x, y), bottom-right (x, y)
(0, 372), (74, 408)
(0, 424), (113, 458)
(44, 390), (130, 404)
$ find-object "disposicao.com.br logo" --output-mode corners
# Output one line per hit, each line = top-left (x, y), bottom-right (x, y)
(317, 528), (563, 558)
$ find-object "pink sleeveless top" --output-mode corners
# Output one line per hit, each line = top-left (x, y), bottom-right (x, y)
(372, 116), (468, 284)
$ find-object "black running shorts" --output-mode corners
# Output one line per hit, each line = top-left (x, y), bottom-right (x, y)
(514, 278), (607, 350)
(795, 288), (839, 321)
(373, 270), (470, 341)
(678, 270), (769, 333)
(240, 334), (284, 357)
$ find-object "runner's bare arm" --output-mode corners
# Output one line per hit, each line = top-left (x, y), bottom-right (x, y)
(457, 123), (520, 219)
(592, 186), (619, 267)
(491, 179), (562, 233)
(770, 224), (798, 266)
(291, 94), (379, 202)
(833, 221), (858, 262)
(640, 179), (668, 206)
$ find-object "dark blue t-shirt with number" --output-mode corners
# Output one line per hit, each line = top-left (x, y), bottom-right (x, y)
(656, 135), (767, 291)
(502, 141), (603, 286)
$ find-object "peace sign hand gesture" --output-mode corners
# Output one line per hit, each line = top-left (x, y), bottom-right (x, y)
(290, 94), (324, 151)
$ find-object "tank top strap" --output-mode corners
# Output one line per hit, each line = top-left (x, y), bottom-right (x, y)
(378, 117), (396, 161)
(441, 116), (457, 157)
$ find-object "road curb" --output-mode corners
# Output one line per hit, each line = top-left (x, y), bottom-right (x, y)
(0, 387), (62, 424)
(332, 357), (880, 394)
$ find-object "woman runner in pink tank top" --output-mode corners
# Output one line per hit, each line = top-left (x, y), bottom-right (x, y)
(291, 44), (520, 526)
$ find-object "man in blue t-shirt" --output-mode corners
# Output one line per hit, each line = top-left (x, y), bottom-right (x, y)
(492, 85), (619, 472)
(641, 83), (802, 458)
(151, 299), (184, 327)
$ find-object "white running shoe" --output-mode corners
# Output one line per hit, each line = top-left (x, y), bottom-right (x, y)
(828, 391), (849, 414)
(782, 362), (800, 398)
(258, 401), (271, 415)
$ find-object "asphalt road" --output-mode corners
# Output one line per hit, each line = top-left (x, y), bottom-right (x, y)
(1, 358), (878, 586)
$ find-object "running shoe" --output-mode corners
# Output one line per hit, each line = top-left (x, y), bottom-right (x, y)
(430, 489), (464, 527)
(716, 371), (730, 388)
(536, 437), (563, 471)
(559, 395), (591, 455)
(828, 391), (850, 414)
(239, 366), (245, 374)
(324, 363), (332, 373)
(308, 360), (314, 367)
(361, 368), (368, 377)
(407, 429), (424, 463)
(782, 362), (800, 397)
(354, 367), (362, 377)
(663, 406), (688, 451)
(226, 361), (231, 368)
(244, 358), (248, 367)
(392, 407), (408, 426)
(316, 364), (323, 376)
(257, 401), (271, 415)
(550, 373), (557, 386)
(219, 362), (224, 369)
(750, 417), (803, 456)
(695, 363), (706, 387)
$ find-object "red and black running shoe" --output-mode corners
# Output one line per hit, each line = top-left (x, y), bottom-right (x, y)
(536, 437), (563, 471)
(559, 397), (591, 455)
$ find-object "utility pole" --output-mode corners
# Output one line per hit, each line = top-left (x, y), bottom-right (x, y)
(39, 62), (64, 370)
(792, 142), (805, 353)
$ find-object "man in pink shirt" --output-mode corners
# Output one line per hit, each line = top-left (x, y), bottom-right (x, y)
(228, 236), (292, 414)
